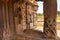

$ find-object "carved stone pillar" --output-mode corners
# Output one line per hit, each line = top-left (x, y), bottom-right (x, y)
(26, 3), (30, 29)
(43, 0), (57, 39)
(2, 0), (15, 40)
(7, 0), (15, 40)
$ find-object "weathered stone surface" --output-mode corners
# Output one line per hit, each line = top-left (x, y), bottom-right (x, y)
(0, 0), (57, 40)
(15, 29), (57, 40)
(43, 0), (57, 39)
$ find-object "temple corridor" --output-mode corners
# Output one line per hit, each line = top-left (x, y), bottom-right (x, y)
(0, 0), (59, 40)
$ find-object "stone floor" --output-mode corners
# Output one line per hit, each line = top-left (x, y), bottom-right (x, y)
(15, 29), (60, 40)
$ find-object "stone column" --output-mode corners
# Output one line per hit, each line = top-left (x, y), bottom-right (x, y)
(2, 0), (10, 40)
(0, 0), (3, 40)
(25, 3), (30, 30)
(2, 0), (15, 40)
(43, 0), (57, 38)
(8, 0), (15, 40)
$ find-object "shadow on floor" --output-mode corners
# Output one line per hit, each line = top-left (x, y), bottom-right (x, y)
(15, 29), (60, 40)
(23, 29), (43, 37)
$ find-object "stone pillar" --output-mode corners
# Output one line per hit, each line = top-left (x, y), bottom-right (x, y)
(7, 0), (15, 40)
(26, 3), (30, 29)
(2, 0), (15, 40)
(0, 0), (3, 40)
(43, 0), (57, 38)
